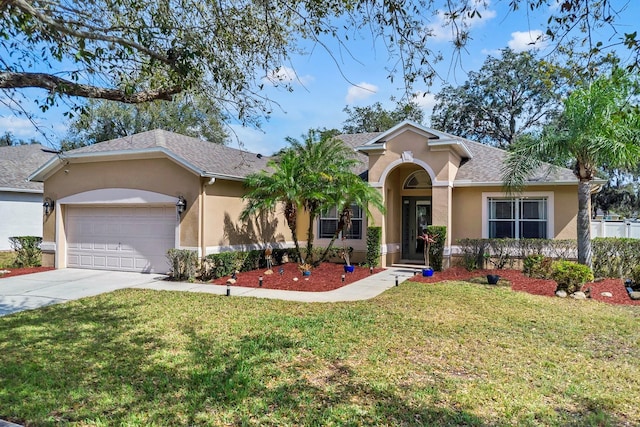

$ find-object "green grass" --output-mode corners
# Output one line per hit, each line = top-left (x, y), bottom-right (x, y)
(1, 282), (639, 426)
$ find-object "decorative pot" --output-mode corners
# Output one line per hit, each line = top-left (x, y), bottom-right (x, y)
(422, 267), (434, 277)
(344, 265), (355, 273)
(487, 274), (500, 285)
(302, 270), (311, 277)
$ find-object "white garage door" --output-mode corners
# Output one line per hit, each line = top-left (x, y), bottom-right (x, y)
(67, 206), (176, 273)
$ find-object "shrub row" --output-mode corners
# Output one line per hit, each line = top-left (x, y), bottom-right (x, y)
(166, 245), (372, 282)
(457, 238), (579, 271)
(591, 237), (640, 279)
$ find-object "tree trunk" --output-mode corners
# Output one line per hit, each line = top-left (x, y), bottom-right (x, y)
(577, 179), (592, 268)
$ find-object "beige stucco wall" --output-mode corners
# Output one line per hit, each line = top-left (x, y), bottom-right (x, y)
(42, 157), (201, 267)
(451, 185), (578, 242)
(203, 179), (290, 253)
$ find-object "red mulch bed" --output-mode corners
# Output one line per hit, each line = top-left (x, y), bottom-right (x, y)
(0, 266), (55, 279)
(409, 267), (640, 306)
(212, 263), (384, 292)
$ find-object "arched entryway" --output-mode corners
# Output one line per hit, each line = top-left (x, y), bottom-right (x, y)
(401, 170), (433, 261)
(383, 164), (434, 264)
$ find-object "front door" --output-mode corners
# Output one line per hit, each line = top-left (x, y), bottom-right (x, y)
(402, 197), (432, 261)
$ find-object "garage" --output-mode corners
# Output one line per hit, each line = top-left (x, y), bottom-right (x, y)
(66, 206), (176, 273)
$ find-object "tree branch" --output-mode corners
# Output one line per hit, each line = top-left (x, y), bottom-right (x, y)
(0, 72), (181, 103)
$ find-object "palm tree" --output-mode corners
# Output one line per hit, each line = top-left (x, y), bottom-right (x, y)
(241, 149), (306, 262)
(502, 69), (640, 268)
(318, 172), (385, 265)
(242, 129), (386, 267)
(286, 131), (365, 263)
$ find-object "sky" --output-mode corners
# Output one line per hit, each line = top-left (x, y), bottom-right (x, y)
(1, 0), (639, 155)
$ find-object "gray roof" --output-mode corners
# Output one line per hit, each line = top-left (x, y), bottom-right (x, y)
(336, 132), (380, 176)
(0, 144), (54, 192)
(339, 128), (576, 185)
(54, 127), (576, 185)
(456, 139), (576, 184)
(67, 129), (271, 179)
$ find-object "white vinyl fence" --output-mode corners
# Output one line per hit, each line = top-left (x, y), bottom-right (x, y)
(591, 221), (640, 239)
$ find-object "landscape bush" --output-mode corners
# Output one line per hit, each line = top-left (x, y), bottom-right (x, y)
(425, 226), (446, 271)
(591, 237), (640, 278)
(9, 236), (42, 267)
(166, 249), (199, 282)
(366, 226), (382, 268)
(522, 254), (554, 279)
(551, 260), (594, 294)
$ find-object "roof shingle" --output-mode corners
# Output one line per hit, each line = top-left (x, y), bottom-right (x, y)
(68, 129), (271, 179)
(0, 144), (54, 192)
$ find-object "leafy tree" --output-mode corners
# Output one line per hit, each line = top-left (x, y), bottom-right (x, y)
(431, 49), (566, 148)
(2, 0), (637, 126)
(60, 94), (228, 149)
(0, 131), (38, 146)
(242, 130), (383, 266)
(503, 68), (640, 268)
(342, 101), (424, 133)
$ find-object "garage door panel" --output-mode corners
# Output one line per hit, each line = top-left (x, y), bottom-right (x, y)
(67, 206), (176, 273)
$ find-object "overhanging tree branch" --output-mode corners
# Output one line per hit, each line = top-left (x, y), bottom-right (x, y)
(0, 72), (181, 103)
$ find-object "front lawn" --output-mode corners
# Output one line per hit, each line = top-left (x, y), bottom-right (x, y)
(1, 282), (639, 426)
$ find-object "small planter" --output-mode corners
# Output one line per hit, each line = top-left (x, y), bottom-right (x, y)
(302, 270), (311, 277)
(487, 274), (500, 285)
(422, 267), (434, 277)
(344, 265), (355, 273)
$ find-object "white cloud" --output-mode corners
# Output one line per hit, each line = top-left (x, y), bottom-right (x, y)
(345, 82), (378, 104)
(508, 30), (549, 52)
(263, 66), (313, 86)
(412, 92), (436, 110)
(0, 115), (41, 139)
(428, 1), (497, 42)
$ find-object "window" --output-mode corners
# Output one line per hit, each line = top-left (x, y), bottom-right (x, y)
(488, 197), (548, 239)
(319, 204), (363, 239)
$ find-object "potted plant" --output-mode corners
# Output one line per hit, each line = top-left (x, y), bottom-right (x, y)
(487, 274), (500, 285)
(417, 231), (436, 276)
(298, 263), (312, 276)
(338, 206), (356, 273)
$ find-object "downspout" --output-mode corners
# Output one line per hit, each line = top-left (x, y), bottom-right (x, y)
(200, 178), (206, 258)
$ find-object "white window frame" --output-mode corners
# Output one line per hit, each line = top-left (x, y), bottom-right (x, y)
(481, 192), (554, 239)
(318, 204), (364, 240)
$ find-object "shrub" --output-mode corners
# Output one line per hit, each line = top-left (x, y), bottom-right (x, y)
(486, 239), (518, 269)
(457, 238), (489, 271)
(630, 265), (640, 287)
(9, 236), (42, 267)
(592, 238), (640, 278)
(551, 260), (594, 294)
(200, 252), (238, 281)
(167, 249), (199, 281)
(425, 226), (446, 271)
(523, 254), (554, 279)
(366, 226), (382, 268)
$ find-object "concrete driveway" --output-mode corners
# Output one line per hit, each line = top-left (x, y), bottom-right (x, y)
(0, 269), (167, 316)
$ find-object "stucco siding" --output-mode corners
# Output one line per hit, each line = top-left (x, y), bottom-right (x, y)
(42, 158), (202, 267)
(451, 185), (579, 242)
(203, 180), (290, 253)
(0, 192), (43, 251)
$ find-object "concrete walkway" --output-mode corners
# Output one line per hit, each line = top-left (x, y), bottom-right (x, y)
(1, 267), (420, 317)
(0, 269), (167, 316)
(134, 266), (419, 302)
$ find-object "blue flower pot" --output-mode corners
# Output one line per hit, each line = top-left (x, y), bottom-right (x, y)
(422, 268), (434, 277)
(302, 270), (311, 277)
(344, 265), (355, 273)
